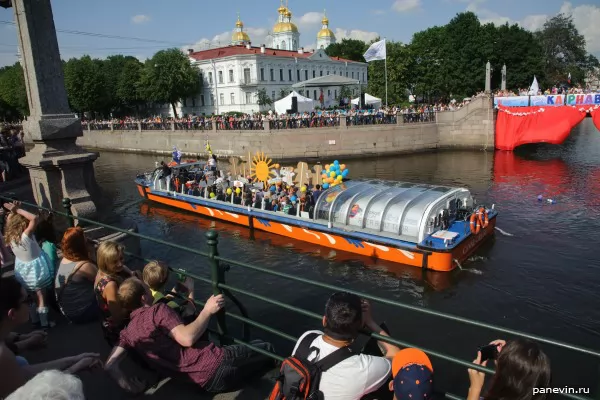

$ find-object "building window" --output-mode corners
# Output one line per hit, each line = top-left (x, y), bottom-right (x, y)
(260, 68), (265, 81)
(218, 71), (223, 84)
(229, 70), (234, 83)
(243, 68), (251, 84)
(352, 71), (355, 79)
(270, 69), (274, 81)
(334, 90), (337, 98)
(192, 98), (196, 107)
(326, 71), (330, 75)
(208, 72), (213, 84)
(305, 70), (308, 80)
(219, 93), (224, 105)
(183, 99), (187, 107)
(297, 70), (300, 81)
(272, 91), (276, 100)
(346, 72), (348, 77)
(328, 90), (331, 97)
(201, 95), (205, 106)
(230, 93), (235, 104)
(279, 69), (284, 81)
(199, 73), (203, 82)
(210, 94), (214, 105)
(313, 90), (317, 100)
(312, 70), (316, 78)
(363, 72), (365, 82)
(246, 92), (252, 104)
(288, 70), (292, 81)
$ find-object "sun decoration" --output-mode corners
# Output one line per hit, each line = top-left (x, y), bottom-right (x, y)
(250, 151), (275, 185)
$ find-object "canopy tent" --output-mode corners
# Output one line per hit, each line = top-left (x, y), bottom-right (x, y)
(274, 91), (317, 114)
(351, 93), (382, 108)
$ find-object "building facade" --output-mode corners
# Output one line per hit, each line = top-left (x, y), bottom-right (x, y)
(171, 2), (359, 116)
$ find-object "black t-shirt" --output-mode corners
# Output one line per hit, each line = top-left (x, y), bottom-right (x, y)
(162, 165), (171, 177)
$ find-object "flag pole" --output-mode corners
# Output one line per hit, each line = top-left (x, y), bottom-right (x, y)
(384, 38), (388, 107)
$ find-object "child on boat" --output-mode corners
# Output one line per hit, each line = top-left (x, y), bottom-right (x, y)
(3, 201), (55, 328)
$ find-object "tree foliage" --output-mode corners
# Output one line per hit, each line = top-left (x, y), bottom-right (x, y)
(325, 39), (368, 62)
(256, 88), (272, 106)
(139, 48), (201, 118)
(63, 55), (108, 116)
(0, 63), (28, 119)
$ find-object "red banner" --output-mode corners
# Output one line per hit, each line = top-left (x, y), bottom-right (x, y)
(592, 107), (600, 132)
(495, 106), (587, 151)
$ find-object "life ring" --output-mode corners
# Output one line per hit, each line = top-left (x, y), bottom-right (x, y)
(469, 207), (489, 234)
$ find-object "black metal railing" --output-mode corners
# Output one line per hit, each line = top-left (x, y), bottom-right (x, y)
(1, 195), (597, 400)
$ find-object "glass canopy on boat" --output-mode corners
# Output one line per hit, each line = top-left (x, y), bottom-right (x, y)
(313, 179), (473, 243)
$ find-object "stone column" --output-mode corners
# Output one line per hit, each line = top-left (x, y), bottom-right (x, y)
(9, 0), (99, 221)
(485, 61), (491, 93)
(501, 64), (507, 91)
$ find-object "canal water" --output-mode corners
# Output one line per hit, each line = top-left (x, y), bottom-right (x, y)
(92, 118), (600, 395)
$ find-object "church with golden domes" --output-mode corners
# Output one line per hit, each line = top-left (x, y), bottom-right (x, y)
(172, 1), (365, 116)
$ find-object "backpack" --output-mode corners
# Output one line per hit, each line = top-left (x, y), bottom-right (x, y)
(269, 332), (356, 400)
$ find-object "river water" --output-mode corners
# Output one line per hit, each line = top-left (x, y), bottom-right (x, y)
(92, 118), (600, 395)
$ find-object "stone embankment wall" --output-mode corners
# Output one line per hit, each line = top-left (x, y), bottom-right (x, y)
(77, 97), (495, 161)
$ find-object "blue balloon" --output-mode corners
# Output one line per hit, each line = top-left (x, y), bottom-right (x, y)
(323, 183), (330, 189)
(342, 169), (349, 177)
(333, 160), (340, 165)
(291, 195), (297, 202)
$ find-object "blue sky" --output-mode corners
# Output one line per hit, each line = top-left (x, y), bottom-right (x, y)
(0, 0), (599, 67)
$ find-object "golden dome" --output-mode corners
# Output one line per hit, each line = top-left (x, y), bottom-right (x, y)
(235, 17), (243, 28)
(278, 5), (287, 13)
(322, 16), (329, 24)
(273, 22), (298, 33)
(317, 28), (335, 39)
(232, 31), (250, 43)
(285, 9), (292, 18)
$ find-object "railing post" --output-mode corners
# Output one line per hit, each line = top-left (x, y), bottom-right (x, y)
(62, 198), (75, 228)
(206, 230), (228, 343)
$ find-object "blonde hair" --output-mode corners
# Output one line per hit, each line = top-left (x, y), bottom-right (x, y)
(118, 278), (146, 312)
(4, 214), (28, 246)
(142, 260), (169, 290)
(96, 241), (124, 277)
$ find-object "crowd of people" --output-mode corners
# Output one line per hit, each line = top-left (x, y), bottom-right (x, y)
(494, 84), (596, 97)
(0, 125), (25, 183)
(0, 189), (557, 399)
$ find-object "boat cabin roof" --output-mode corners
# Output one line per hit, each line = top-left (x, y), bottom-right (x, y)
(313, 179), (471, 243)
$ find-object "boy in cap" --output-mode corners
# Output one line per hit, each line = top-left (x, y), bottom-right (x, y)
(390, 348), (437, 400)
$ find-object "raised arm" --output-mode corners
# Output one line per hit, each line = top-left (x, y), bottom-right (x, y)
(361, 300), (400, 360)
(170, 294), (224, 347)
(4, 202), (38, 237)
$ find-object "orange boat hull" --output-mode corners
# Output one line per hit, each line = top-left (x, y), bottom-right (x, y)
(137, 185), (495, 272)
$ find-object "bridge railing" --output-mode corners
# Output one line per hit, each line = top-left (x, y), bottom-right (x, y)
(0, 194), (597, 400)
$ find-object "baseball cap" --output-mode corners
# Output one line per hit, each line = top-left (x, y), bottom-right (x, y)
(391, 348), (434, 399)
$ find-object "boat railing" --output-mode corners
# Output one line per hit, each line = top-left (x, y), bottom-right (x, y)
(0, 194), (597, 400)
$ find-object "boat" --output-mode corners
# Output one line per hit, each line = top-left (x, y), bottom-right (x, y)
(135, 158), (497, 272)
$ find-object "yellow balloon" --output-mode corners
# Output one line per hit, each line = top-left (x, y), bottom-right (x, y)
(301, 186), (307, 192)
(209, 192), (216, 198)
(235, 188), (241, 194)
(340, 164), (346, 171)
(226, 188), (232, 195)
(336, 175), (343, 181)
(331, 182), (337, 187)
(274, 164), (280, 168)
(330, 171), (336, 178)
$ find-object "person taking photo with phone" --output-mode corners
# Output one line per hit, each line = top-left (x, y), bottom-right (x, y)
(467, 339), (551, 400)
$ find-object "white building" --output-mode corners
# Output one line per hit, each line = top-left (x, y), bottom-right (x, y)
(174, 3), (364, 116)
(585, 67), (599, 91)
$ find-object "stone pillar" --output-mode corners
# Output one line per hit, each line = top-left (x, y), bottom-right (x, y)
(137, 122), (142, 132)
(501, 64), (507, 91)
(485, 61), (491, 93)
(9, 0), (99, 222)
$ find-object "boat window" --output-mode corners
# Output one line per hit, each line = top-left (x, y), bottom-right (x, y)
(330, 183), (371, 224)
(314, 181), (362, 222)
(381, 187), (430, 235)
(400, 188), (447, 240)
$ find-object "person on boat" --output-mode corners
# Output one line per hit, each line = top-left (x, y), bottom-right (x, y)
(0, 275), (102, 398)
(159, 161), (171, 190)
(291, 292), (400, 400)
(467, 339), (551, 400)
(55, 227), (99, 324)
(172, 146), (182, 165)
(104, 278), (275, 394)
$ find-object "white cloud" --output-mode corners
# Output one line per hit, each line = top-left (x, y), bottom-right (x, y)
(392, 0), (422, 13)
(131, 15), (151, 24)
(371, 10), (385, 15)
(334, 28), (380, 43)
(297, 12), (322, 26)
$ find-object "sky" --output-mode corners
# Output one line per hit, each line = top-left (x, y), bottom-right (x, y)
(0, 0), (599, 68)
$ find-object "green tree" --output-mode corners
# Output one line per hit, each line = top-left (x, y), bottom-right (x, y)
(0, 63), (28, 118)
(63, 55), (108, 116)
(325, 39), (368, 62)
(102, 55), (141, 115)
(116, 59), (144, 115)
(140, 48), (200, 118)
(407, 26), (447, 101)
(535, 14), (588, 86)
(256, 88), (272, 107)
(367, 40), (412, 105)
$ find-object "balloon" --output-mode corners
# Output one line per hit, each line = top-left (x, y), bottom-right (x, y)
(331, 182), (337, 187)
(291, 195), (297, 202)
(328, 177), (335, 184)
(235, 188), (241, 195)
(301, 186), (307, 192)
(274, 164), (280, 168)
(342, 169), (349, 177)
(322, 173), (328, 179)
(323, 183), (330, 189)
(209, 192), (216, 198)
(340, 164), (346, 171)
(334, 160), (339, 165)
(330, 171), (336, 178)
(324, 164), (330, 170)
(336, 175), (343, 181)
(226, 188), (232, 195)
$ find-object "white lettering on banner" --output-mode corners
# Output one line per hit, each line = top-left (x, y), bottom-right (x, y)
(462, 227), (488, 255)
(495, 93), (600, 107)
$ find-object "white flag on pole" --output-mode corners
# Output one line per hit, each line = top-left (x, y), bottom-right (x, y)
(363, 39), (386, 62)
(528, 76), (539, 95)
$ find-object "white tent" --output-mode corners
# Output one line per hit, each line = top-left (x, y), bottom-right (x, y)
(274, 91), (317, 114)
(351, 93), (382, 108)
